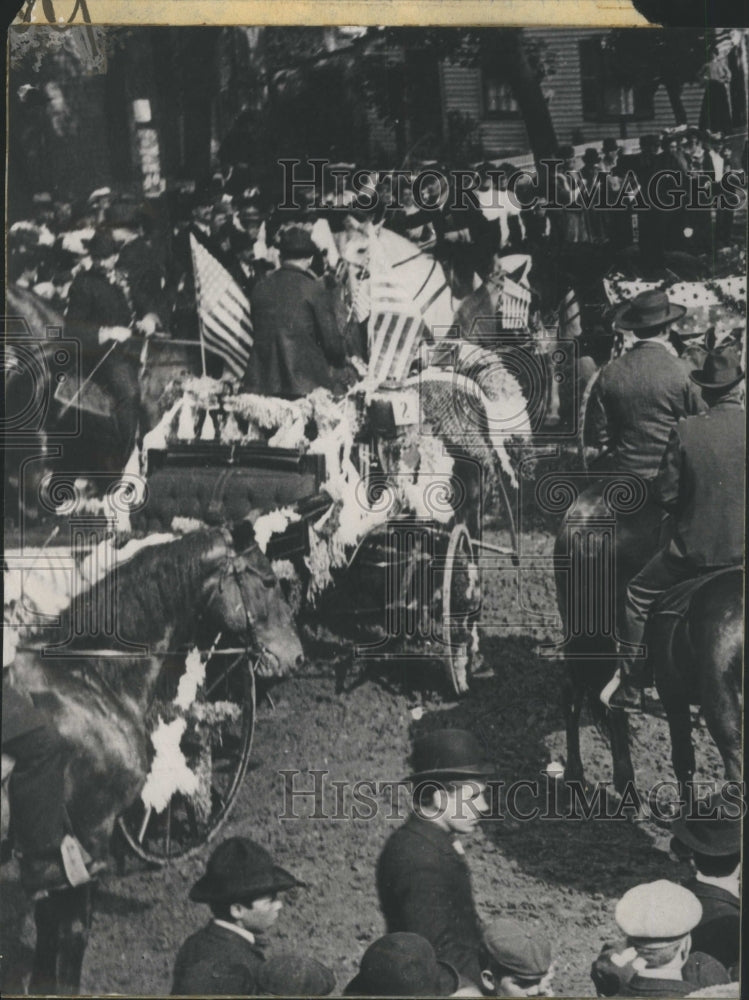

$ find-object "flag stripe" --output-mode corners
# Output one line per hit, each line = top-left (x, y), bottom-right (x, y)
(190, 233), (253, 375)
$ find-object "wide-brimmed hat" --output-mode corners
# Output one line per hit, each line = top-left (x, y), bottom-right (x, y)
(278, 225), (316, 259)
(189, 837), (301, 903)
(85, 229), (121, 260)
(671, 789), (743, 856)
(482, 919), (552, 978)
(602, 137), (621, 153)
(407, 728), (494, 783)
(344, 934), (459, 996)
(614, 289), (686, 334)
(583, 148), (601, 165)
(690, 346), (744, 391)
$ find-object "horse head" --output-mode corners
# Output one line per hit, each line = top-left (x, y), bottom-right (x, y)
(200, 525), (304, 676)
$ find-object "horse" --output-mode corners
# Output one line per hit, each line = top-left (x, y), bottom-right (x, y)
(552, 476), (663, 799)
(4, 286), (201, 519)
(648, 567), (743, 808)
(5, 526), (303, 994)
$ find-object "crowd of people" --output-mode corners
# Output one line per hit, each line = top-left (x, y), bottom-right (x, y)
(4, 123), (746, 996)
(168, 730), (740, 997)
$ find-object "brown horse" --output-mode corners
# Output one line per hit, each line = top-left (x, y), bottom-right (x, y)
(551, 474), (663, 797)
(6, 527), (303, 994)
(648, 567), (743, 807)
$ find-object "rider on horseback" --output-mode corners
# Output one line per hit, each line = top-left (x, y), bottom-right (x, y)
(603, 345), (745, 711)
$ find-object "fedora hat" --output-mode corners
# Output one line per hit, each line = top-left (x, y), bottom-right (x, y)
(614, 289), (686, 334)
(602, 137), (621, 153)
(278, 225), (316, 259)
(408, 728), (494, 783)
(583, 147), (601, 165)
(189, 837), (301, 903)
(671, 789), (743, 856)
(344, 934), (459, 996)
(690, 345), (744, 391)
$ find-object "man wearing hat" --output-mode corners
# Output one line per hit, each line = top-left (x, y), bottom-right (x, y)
(672, 789), (741, 977)
(476, 919), (554, 996)
(172, 836), (330, 995)
(604, 343), (743, 711)
(242, 225), (346, 398)
(616, 134), (663, 268)
(345, 933), (460, 996)
(104, 200), (166, 334)
(376, 728), (493, 989)
(587, 289), (704, 477)
(591, 880), (729, 997)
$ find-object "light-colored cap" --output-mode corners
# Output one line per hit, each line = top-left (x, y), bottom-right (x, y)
(616, 880), (702, 940)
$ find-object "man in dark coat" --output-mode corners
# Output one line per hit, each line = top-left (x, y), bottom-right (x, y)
(604, 343), (744, 711)
(172, 836), (333, 995)
(376, 729), (493, 991)
(591, 880), (729, 997)
(242, 226), (346, 398)
(587, 290), (705, 480)
(672, 789), (741, 977)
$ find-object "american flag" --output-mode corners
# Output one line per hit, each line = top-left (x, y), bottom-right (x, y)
(366, 254), (448, 385)
(190, 233), (253, 378)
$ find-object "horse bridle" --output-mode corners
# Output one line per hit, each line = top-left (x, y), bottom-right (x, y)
(200, 540), (281, 675)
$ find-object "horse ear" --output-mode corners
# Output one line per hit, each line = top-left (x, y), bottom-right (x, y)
(231, 517), (257, 554)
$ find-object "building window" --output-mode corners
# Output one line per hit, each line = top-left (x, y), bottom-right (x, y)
(483, 74), (521, 119)
(579, 36), (654, 122)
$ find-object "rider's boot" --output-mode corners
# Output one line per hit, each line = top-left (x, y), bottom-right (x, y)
(600, 661), (643, 713)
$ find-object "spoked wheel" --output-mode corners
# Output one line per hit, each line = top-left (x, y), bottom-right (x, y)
(441, 523), (481, 696)
(117, 650), (256, 864)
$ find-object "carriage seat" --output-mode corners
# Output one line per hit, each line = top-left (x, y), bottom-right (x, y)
(651, 566), (742, 619)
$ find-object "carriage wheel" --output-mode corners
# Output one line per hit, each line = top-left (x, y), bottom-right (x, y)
(441, 524), (481, 696)
(117, 651), (256, 864)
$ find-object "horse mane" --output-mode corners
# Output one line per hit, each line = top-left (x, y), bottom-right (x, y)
(29, 529), (228, 651)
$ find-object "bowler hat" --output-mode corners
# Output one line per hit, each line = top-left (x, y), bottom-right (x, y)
(583, 148), (601, 165)
(671, 789), (743, 856)
(614, 289), (686, 334)
(602, 137), (621, 153)
(557, 144), (575, 160)
(482, 918), (552, 979)
(189, 837), (301, 903)
(690, 346), (744, 391)
(408, 728), (494, 783)
(85, 229), (121, 260)
(278, 225), (316, 259)
(344, 934), (459, 996)
(616, 880), (702, 940)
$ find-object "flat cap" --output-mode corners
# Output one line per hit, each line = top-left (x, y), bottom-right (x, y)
(616, 880), (702, 940)
(482, 919), (552, 978)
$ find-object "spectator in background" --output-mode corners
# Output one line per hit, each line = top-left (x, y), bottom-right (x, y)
(591, 881), (729, 997)
(376, 729), (493, 991)
(475, 919), (555, 997)
(344, 934), (459, 997)
(579, 148), (607, 242)
(671, 789), (741, 979)
(105, 199), (167, 333)
(551, 145), (588, 245)
(171, 837), (331, 996)
(602, 137), (622, 175)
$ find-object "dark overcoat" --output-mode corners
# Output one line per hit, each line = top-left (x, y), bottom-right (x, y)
(684, 876), (741, 975)
(243, 263), (345, 398)
(586, 340), (705, 478)
(376, 814), (483, 988)
(652, 399), (745, 567)
(171, 921), (265, 995)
